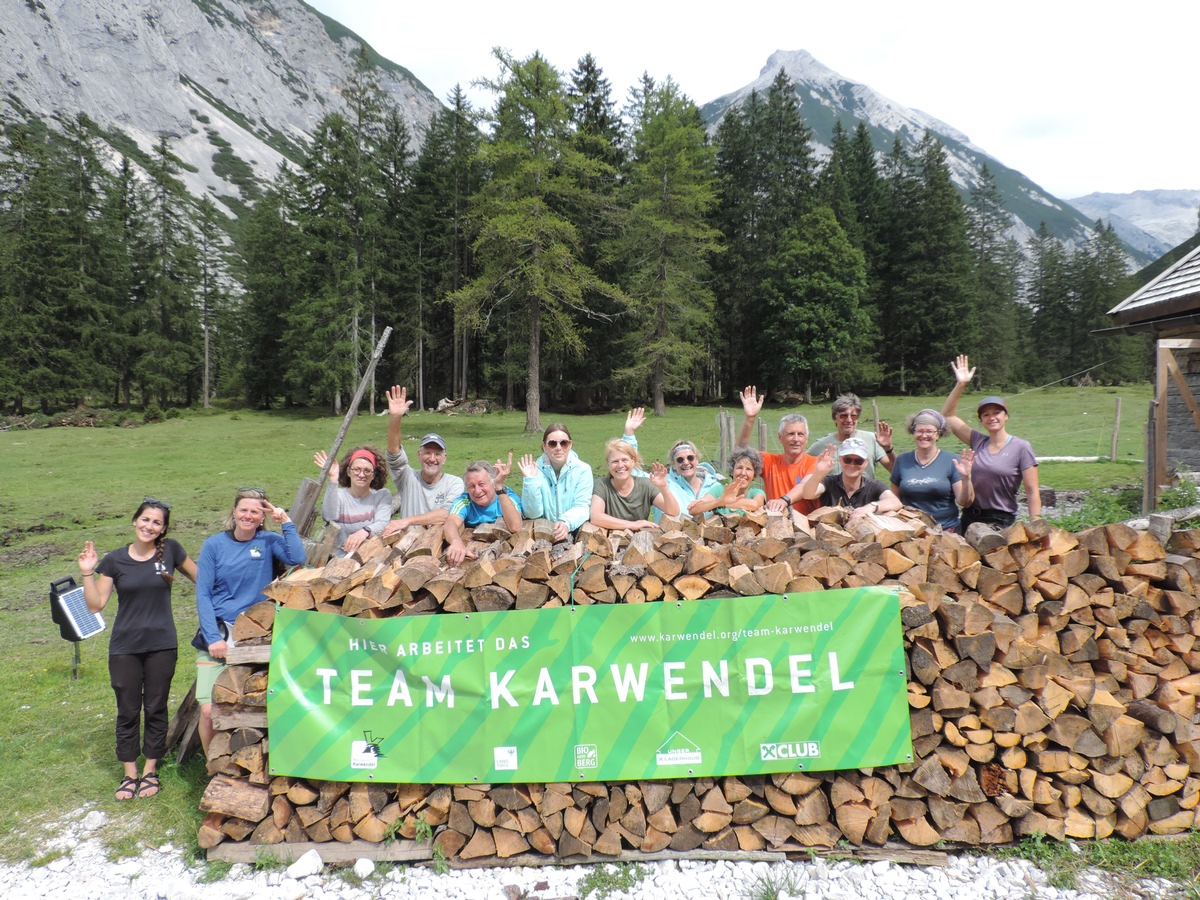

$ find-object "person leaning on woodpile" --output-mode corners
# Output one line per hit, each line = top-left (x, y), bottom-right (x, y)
(889, 409), (975, 533)
(687, 446), (767, 521)
(735, 386), (819, 515)
(807, 392), (896, 481)
(941, 355), (1041, 530)
(382, 385), (464, 537)
(312, 446), (392, 556)
(443, 455), (523, 566)
(618, 407), (721, 522)
(518, 422), (593, 542)
(590, 439), (680, 532)
(798, 437), (903, 520)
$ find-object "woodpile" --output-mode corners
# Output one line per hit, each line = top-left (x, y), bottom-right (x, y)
(197, 507), (1200, 861)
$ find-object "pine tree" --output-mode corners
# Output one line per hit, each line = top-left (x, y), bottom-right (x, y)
(877, 135), (979, 392)
(760, 207), (877, 399)
(410, 85), (483, 402)
(453, 51), (625, 433)
(611, 76), (720, 415)
(967, 164), (1025, 387)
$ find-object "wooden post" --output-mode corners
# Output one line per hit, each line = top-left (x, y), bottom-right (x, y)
(1144, 399), (1156, 514)
(871, 399), (879, 432)
(1110, 397), (1121, 462)
(717, 411), (730, 473)
(291, 327), (394, 534)
(1155, 342), (1170, 501)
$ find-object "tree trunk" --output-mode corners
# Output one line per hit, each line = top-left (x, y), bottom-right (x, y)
(525, 298), (542, 433)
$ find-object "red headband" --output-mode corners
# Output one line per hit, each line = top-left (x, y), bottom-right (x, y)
(348, 449), (377, 469)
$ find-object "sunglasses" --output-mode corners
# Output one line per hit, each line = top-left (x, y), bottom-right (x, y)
(674, 455), (697, 464)
(836, 412), (860, 420)
(545, 439), (571, 448)
(143, 496), (172, 509)
(841, 457), (866, 466)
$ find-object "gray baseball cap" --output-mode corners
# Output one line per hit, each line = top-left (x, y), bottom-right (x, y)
(838, 437), (870, 459)
(419, 433), (447, 450)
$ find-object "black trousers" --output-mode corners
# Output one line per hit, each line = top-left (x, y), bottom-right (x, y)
(109, 649), (177, 763)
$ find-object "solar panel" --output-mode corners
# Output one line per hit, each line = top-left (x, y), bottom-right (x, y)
(50, 577), (106, 642)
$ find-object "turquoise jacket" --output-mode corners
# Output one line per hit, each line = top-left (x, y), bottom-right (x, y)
(520, 450), (594, 532)
(622, 434), (721, 522)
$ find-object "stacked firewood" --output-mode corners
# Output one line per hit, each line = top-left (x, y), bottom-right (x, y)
(196, 508), (1200, 858)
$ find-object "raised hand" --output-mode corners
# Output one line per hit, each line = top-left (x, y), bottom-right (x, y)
(624, 407), (646, 435)
(493, 452), (513, 487)
(314, 450), (339, 482)
(649, 460), (669, 491)
(78, 541), (99, 575)
(955, 448), (975, 479)
(387, 385), (413, 417)
(876, 420), (893, 452)
(262, 500), (290, 524)
(814, 445), (837, 477)
(951, 355), (976, 385)
(518, 453), (539, 478)
(739, 386), (765, 418)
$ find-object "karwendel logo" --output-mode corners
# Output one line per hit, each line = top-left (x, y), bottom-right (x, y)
(655, 732), (702, 766)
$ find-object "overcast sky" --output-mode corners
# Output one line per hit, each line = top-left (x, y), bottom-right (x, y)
(306, 0), (1197, 200)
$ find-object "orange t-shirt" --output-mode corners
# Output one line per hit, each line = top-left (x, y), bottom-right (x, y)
(762, 452), (819, 515)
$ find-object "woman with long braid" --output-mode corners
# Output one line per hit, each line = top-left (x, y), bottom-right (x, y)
(77, 498), (197, 800)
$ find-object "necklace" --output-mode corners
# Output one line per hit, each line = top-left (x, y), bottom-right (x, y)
(915, 448), (940, 468)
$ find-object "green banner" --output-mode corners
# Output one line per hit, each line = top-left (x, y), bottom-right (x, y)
(267, 587), (912, 783)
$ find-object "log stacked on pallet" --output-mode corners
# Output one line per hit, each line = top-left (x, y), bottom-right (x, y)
(197, 509), (1200, 858)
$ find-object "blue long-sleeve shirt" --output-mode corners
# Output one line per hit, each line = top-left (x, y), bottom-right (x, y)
(195, 522), (304, 646)
(520, 451), (593, 531)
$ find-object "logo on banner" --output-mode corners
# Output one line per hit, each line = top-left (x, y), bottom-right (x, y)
(494, 746), (519, 771)
(350, 730), (386, 769)
(575, 744), (599, 769)
(760, 740), (821, 761)
(655, 732), (702, 766)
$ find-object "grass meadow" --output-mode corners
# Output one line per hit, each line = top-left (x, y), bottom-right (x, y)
(0, 382), (1173, 874)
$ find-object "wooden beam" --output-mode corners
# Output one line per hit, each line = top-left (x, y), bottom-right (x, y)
(1164, 351), (1200, 433)
(1158, 339), (1200, 349)
(208, 838), (433, 864)
(1155, 344), (1171, 499)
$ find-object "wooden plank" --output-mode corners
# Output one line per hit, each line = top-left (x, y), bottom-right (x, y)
(1155, 344), (1170, 503)
(208, 838), (433, 864)
(1164, 350), (1200, 433)
(225, 646), (271, 665)
(447, 848), (787, 869)
(211, 707), (267, 730)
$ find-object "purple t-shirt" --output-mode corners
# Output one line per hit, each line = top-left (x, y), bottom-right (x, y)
(968, 430), (1037, 515)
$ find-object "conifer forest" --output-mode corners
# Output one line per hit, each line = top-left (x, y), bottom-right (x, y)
(0, 52), (1149, 426)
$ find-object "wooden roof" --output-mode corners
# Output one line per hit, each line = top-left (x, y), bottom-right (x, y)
(1109, 243), (1200, 326)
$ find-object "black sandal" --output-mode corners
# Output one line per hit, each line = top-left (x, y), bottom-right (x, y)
(115, 775), (138, 801)
(136, 771), (160, 799)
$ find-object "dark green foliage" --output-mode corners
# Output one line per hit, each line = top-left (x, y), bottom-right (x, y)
(609, 76), (720, 414)
(453, 50), (626, 433)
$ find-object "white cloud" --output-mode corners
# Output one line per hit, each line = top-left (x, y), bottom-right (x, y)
(308, 0), (1200, 199)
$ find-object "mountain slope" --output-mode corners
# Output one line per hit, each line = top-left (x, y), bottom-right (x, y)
(700, 50), (1152, 266)
(1, 0), (442, 216)
(1069, 190), (1200, 259)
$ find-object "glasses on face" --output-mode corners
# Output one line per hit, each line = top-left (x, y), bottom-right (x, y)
(545, 439), (571, 449)
(841, 457), (866, 466)
(349, 466), (374, 476)
(836, 412), (860, 421)
(914, 429), (938, 437)
(143, 496), (172, 509)
(674, 455), (696, 465)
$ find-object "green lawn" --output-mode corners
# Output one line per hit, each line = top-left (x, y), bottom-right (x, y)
(0, 383), (1156, 864)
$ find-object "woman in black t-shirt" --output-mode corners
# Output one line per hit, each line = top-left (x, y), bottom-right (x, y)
(78, 498), (197, 801)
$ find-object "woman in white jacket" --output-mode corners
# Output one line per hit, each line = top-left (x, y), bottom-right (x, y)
(518, 423), (593, 541)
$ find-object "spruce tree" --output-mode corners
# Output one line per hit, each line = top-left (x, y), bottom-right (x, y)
(453, 50), (625, 433)
(611, 76), (720, 415)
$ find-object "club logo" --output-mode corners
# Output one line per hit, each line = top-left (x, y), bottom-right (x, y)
(760, 740), (821, 761)
(494, 746), (518, 771)
(350, 730), (386, 769)
(655, 732), (702, 767)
